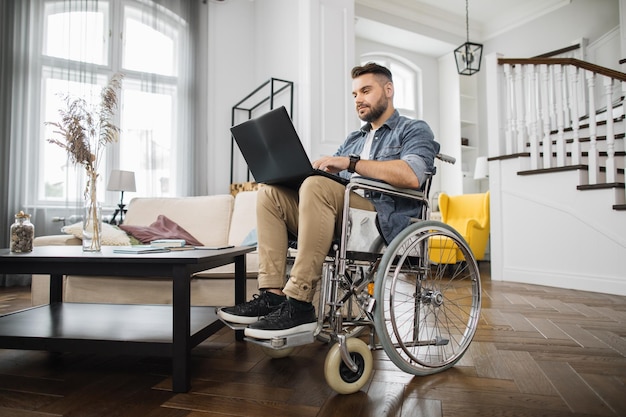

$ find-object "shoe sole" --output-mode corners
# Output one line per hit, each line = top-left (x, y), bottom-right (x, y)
(244, 321), (317, 339)
(217, 308), (262, 325)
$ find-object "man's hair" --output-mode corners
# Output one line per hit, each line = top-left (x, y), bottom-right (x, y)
(351, 62), (393, 83)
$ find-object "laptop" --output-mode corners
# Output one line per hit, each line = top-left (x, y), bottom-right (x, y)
(230, 106), (349, 189)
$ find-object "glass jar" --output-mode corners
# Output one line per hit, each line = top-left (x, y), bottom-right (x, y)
(10, 211), (34, 253)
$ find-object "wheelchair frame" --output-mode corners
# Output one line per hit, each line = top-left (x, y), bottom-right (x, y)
(238, 154), (482, 394)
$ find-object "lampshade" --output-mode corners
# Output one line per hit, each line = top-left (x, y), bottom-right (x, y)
(473, 156), (489, 180)
(454, 0), (483, 76)
(107, 170), (136, 192)
(454, 42), (483, 76)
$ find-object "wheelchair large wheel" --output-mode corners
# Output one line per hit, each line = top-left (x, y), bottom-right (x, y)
(373, 220), (481, 376)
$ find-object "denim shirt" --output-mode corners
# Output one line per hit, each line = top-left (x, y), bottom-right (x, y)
(334, 110), (440, 243)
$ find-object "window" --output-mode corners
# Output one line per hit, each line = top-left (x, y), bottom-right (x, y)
(35, 0), (189, 206)
(360, 54), (422, 120)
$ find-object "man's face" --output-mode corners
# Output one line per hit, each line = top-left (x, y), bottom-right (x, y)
(352, 73), (390, 123)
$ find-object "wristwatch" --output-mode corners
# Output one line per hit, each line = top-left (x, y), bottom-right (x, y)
(348, 154), (360, 173)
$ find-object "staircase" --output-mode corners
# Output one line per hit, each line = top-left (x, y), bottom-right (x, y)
(485, 54), (626, 296)
(492, 57), (625, 209)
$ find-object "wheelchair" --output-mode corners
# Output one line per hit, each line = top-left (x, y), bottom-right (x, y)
(224, 153), (482, 395)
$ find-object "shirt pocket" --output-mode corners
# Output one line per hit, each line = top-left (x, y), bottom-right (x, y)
(377, 146), (401, 160)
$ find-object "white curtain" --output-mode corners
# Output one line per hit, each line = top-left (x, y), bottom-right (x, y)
(0, 1), (33, 286)
(0, 0), (208, 286)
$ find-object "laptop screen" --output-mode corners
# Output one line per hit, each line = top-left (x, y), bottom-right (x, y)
(231, 106), (346, 189)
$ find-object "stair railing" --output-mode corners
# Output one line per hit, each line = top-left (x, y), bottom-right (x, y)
(488, 57), (625, 187)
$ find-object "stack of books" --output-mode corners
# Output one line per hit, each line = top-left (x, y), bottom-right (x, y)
(113, 239), (191, 254)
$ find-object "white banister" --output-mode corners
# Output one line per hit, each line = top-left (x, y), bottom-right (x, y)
(604, 76), (616, 183)
(514, 64), (526, 154)
(586, 70), (599, 184)
(526, 64), (540, 169)
(554, 65), (566, 166)
(568, 65), (581, 165)
(623, 81), (626, 199)
(540, 64), (553, 168)
(503, 64), (514, 155)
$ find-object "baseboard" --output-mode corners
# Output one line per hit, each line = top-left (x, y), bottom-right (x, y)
(495, 266), (626, 297)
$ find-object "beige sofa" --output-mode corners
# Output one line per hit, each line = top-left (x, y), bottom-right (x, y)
(31, 191), (260, 307)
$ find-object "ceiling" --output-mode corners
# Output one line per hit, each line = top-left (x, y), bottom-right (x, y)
(355, 0), (572, 57)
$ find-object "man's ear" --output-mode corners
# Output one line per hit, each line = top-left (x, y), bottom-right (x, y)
(385, 81), (394, 98)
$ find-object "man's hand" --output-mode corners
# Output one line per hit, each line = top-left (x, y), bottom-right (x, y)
(312, 156), (350, 174)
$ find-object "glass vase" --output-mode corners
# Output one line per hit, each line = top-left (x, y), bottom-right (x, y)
(83, 200), (102, 252)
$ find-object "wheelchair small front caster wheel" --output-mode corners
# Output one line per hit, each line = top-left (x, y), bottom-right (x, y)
(324, 338), (372, 394)
(261, 346), (294, 358)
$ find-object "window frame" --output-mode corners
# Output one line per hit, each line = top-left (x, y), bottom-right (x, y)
(31, 0), (187, 208)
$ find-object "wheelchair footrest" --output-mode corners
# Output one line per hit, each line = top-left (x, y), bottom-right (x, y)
(218, 318), (248, 332)
(244, 331), (315, 350)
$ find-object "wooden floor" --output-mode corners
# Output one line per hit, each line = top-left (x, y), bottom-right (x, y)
(0, 265), (625, 417)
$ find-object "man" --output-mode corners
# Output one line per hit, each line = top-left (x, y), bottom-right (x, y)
(218, 62), (440, 339)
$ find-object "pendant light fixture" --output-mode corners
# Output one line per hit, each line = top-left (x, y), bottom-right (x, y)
(454, 0), (483, 76)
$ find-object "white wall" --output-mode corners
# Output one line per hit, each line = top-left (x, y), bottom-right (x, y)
(483, 0), (620, 59)
(206, 0), (354, 195)
(206, 0), (255, 194)
(491, 157), (626, 296)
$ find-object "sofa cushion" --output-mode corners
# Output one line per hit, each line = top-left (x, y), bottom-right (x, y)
(227, 190), (259, 246)
(123, 195), (234, 246)
(61, 222), (131, 246)
(119, 215), (203, 246)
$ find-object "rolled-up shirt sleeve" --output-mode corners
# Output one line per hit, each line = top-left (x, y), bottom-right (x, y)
(399, 119), (440, 188)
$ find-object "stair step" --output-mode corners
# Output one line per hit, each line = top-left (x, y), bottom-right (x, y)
(578, 132), (626, 143)
(599, 167), (625, 175)
(581, 151), (626, 157)
(518, 165), (586, 176)
(556, 114), (626, 135)
(577, 182), (625, 191)
(530, 132), (625, 148)
(568, 114), (626, 133)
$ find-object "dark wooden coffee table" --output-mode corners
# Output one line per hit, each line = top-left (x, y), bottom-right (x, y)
(0, 245), (254, 392)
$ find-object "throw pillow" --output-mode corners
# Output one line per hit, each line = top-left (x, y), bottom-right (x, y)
(119, 215), (203, 246)
(241, 228), (257, 246)
(62, 222), (131, 246)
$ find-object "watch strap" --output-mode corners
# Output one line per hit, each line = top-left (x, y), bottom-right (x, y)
(348, 154), (360, 173)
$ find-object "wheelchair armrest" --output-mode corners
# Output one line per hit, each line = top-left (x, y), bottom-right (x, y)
(348, 177), (425, 200)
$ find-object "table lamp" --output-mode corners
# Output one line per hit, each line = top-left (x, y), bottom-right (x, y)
(473, 156), (489, 193)
(107, 170), (136, 224)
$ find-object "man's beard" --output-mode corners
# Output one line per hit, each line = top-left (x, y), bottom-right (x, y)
(359, 97), (387, 123)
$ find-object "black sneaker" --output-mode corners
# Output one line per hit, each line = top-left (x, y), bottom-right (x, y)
(217, 291), (285, 324)
(244, 300), (317, 339)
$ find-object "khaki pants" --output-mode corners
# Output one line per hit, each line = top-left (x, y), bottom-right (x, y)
(256, 176), (375, 302)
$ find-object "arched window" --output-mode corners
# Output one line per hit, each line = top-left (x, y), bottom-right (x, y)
(360, 54), (422, 120)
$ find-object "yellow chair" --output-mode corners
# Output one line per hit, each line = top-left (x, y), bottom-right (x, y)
(429, 191), (490, 263)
